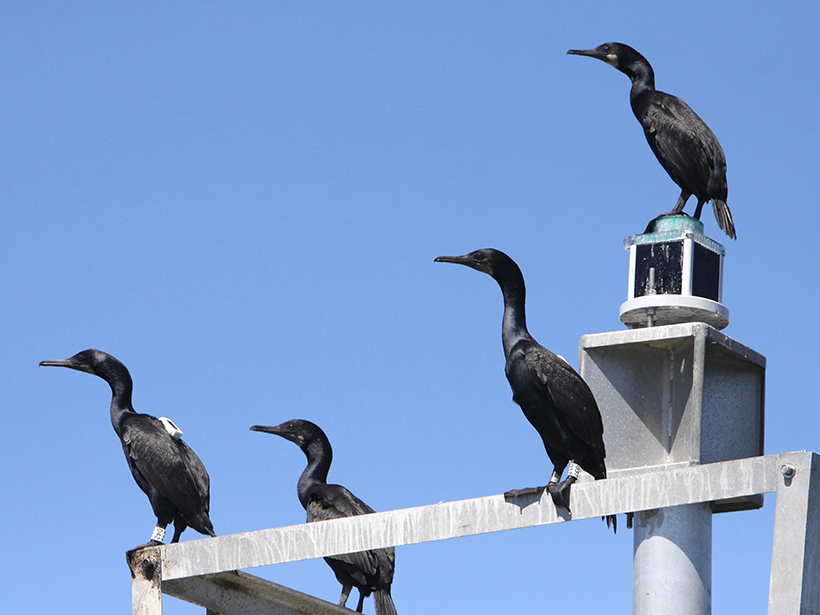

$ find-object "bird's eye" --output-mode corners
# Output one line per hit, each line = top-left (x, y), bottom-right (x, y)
(603, 45), (610, 53)
(288, 424), (294, 431)
(475, 253), (485, 261)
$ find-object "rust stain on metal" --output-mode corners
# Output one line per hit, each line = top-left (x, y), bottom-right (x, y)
(207, 570), (244, 592)
(129, 546), (162, 582)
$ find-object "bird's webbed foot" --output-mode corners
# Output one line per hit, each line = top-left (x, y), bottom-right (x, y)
(504, 485), (546, 499)
(547, 476), (576, 512)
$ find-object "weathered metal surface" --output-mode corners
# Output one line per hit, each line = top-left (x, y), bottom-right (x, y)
(164, 570), (351, 615)
(768, 453), (820, 615)
(578, 323), (770, 615)
(130, 546), (162, 615)
(159, 452), (791, 581)
(579, 323), (765, 499)
(634, 503), (712, 615)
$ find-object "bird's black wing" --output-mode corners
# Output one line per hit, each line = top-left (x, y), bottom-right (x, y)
(523, 343), (606, 455)
(641, 92), (724, 198)
(307, 484), (395, 585)
(121, 414), (212, 529)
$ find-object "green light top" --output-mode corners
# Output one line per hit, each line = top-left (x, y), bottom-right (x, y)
(624, 214), (725, 255)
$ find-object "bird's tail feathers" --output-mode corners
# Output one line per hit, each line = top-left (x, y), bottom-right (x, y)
(373, 588), (398, 615)
(585, 457), (607, 481)
(190, 513), (216, 537)
(712, 199), (736, 240)
(602, 512), (635, 534)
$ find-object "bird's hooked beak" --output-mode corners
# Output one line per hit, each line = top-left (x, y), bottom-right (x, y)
(434, 254), (471, 266)
(39, 357), (88, 372)
(435, 254), (475, 272)
(435, 253), (491, 275)
(567, 48), (598, 57)
(250, 423), (299, 444)
(250, 424), (283, 435)
(567, 46), (617, 68)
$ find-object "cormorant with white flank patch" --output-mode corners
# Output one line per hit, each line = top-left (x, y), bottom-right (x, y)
(251, 419), (398, 615)
(568, 42), (735, 239)
(40, 349), (215, 555)
(436, 249), (616, 530)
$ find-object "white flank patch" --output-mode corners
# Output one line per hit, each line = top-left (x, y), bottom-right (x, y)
(159, 417), (183, 439)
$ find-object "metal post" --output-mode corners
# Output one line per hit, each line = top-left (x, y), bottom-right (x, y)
(131, 546), (163, 615)
(634, 503), (712, 615)
(768, 453), (820, 613)
(579, 323), (765, 615)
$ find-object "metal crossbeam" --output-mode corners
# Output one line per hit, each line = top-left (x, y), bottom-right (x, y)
(161, 452), (787, 580)
(131, 451), (820, 614)
(164, 571), (351, 615)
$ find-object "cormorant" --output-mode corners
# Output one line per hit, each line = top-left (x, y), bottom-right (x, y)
(568, 42), (736, 239)
(40, 349), (215, 553)
(435, 249), (616, 529)
(251, 419), (398, 615)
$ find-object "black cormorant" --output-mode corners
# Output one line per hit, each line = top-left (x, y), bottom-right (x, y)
(40, 349), (215, 552)
(251, 419), (397, 615)
(568, 42), (736, 239)
(435, 249), (616, 529)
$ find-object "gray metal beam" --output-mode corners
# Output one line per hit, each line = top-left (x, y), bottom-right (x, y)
(768, 453), (820, 614)
(163, 571), (351, 615)
(159, 451), (797, 581)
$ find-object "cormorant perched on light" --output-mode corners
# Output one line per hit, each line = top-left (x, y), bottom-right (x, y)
(251, 419), (398, 615)
(436, 249), (616, 529)
(40, 349), (215, 554)
(568, 42), (736, 240)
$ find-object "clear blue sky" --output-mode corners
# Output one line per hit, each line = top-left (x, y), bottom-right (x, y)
(3, 3), (819, 613)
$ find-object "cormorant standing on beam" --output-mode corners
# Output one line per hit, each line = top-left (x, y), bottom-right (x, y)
(40, 349), (215, 556)
(568, 42), (736, 239)
(251, 419), (398, 615)
(436, 249), (616, 530)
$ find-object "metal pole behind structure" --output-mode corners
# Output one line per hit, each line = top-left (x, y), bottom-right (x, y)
(633, 502), (712, 615)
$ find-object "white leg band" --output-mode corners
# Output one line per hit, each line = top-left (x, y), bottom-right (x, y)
(151, 526), (167, 543)
(549, 470), (561, 484)
(567, 463), (581, 479)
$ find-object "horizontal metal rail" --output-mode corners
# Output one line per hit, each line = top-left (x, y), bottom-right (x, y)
(132, 451), (820, 614)
(159, 451), (797, 581)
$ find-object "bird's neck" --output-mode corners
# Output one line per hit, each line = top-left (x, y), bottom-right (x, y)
(106, 367), (136, 437)
(498, 275), (531, 360)
(297, 439), (332, 509)
(626, 61), (656, 111)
